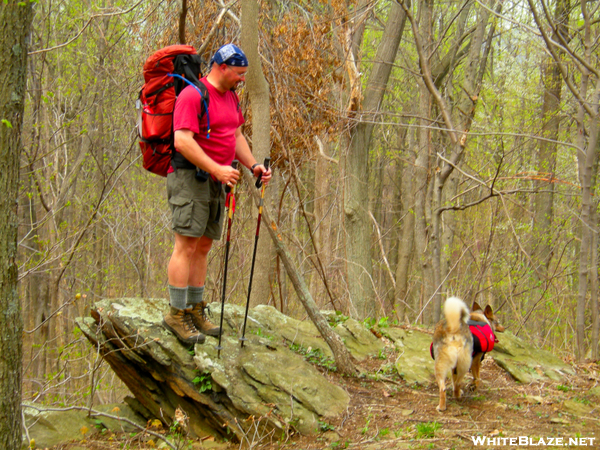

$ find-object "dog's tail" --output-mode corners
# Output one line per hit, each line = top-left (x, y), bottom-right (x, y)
(443, 296), (470, 333)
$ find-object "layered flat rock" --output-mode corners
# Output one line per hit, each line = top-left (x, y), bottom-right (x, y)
(384, 328), (573, 385)
(76, 298), (350, 441)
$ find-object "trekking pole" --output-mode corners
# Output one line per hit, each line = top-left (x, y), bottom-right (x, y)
(217, 160), (239, 358)
(240, 157), (271, 348)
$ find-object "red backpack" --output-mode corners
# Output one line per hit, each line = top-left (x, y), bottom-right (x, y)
(137, 45), (209, 176)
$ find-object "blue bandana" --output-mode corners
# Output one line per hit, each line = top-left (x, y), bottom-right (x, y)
(211, 44), (248, 67)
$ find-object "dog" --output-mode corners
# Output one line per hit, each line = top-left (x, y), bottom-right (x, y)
(430, 298), (505, 411)
(469, 302), (504, 391)
(431, 297), (473, 412)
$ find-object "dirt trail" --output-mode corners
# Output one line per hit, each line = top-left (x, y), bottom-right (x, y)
(70, 352), (599, 450)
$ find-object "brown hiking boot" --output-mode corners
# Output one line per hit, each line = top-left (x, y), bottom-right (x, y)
(188, 301), (221, 337)
(162, 307), (206, 345)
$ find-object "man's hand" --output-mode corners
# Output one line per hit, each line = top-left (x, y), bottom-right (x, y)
(252, 164), (272, 184)
(214, 164), (240, 186)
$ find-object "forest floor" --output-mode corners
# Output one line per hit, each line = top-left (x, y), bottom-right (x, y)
(51, 350), (600, 450)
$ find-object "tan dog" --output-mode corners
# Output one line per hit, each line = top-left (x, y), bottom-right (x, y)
(469, 302), (505, 390)
(431, 297), (473, 412)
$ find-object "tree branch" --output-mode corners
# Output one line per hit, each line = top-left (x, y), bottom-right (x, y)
(179, 0), (188, 44)
(398, 0), (459, 145)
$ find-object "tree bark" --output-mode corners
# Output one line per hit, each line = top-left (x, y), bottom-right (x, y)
(531, 0), (568, 316)
(395, 126), (416, 323)
(344, 0), (407, 319)
(590, 201), (599, 360)
(526, 0), (600, 361)
(410, 0), (498, 321)
(179, 0), (188, 44)
(0, 2), (34, 448)
(413, 81), (434, 324)
(241, 0), (273, 307)
(247, 177), (357, 376)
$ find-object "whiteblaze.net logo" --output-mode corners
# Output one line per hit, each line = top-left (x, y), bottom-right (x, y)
(471, 436), (596, 447)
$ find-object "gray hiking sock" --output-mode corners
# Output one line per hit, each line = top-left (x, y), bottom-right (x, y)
(187, 286), (205, 307)
(169, 285), (188, 310)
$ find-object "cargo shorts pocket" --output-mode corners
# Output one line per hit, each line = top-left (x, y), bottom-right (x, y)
(169, 196), (193, 229)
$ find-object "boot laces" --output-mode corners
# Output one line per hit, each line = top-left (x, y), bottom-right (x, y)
(183, 312), (199, 333)
(200, 303), (212, 320)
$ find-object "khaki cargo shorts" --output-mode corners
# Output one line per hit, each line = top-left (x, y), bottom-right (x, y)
(166, 169), (225, 240)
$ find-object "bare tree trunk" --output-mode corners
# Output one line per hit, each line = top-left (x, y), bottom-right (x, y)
(575, 87), (600, 359)
(590, 200), (599, 360)
(574, 74), (600, 361)
(395, 126), (416, 323)
(439, 173), (458, 292)
(431, 1), (497, 322)
(531, 0), (568, 321)
(344, 0), (407, 319)
(179, 0), (188, 44)
(413, 82), (434, 324)
(241, 0), (273, 307)
(0, 2), (34, 447)
(311, 144), (336, 304)
(526, 0), (600, 361)
(245, 180), (356, 375)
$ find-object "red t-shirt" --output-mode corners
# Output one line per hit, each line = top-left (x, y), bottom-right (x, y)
(172, 77), (244, 168)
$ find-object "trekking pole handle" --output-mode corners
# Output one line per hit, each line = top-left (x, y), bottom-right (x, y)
(225, 160), (239, 193)
(255, 157), (271, 189)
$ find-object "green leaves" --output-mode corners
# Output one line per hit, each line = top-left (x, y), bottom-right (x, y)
(192, 371), (213, 393)
(1, 119), (13, 128)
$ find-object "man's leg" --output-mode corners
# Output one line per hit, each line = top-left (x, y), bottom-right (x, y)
(186, 236), (221, 336)
(163, 233), (206, 344)
(168, 233), (201, 288)
(187, 235), (213, 287)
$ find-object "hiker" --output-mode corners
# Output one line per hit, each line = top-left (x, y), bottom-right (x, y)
(162, 44), (272, 345)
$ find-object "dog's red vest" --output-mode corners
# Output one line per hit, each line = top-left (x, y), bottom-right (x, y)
(469, 321), (496, 354)
(430, 321), (496, 359)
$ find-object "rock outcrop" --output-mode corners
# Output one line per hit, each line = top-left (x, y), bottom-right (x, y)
(384, 327), (574, 385)
(76, 298), (379, 441)
(75, 298), (575, 443)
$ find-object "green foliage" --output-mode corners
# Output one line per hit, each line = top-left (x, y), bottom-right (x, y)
(1, 119), (12, 128)
(362, 316), (391, 331)
(574, 396), (591, 405)
(289, 344), (337, 371)
(317, 420), (335, 432)
(362, 317), (376, 329)
(377, 427), (390, 439)
(361, 408), (373, 435)
(328, 311), (349, 327)
(415, 421), (441, 439)
(377, 317), (389, 328)
(93, 419), (106, 432)
(192, 371), (213, 393)
(252, 328), (274, 340)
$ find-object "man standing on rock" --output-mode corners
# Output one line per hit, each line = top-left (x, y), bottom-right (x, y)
(162, 44), (271, 344)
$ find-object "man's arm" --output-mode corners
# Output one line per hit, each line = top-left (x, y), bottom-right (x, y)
(174, 129), (239, 184)
(234, 127), (272, 184)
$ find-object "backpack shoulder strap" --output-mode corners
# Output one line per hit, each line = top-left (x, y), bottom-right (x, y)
(195, 80), (210, 138)
(195, 80), (209, 120)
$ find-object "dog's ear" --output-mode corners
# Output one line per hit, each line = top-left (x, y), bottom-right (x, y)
(484, 305), (494, 318)
(472, 301), (482, 312)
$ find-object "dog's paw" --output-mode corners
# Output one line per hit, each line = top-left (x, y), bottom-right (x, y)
(465, 382), (476, 393)
(436, 405), (446, 412)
